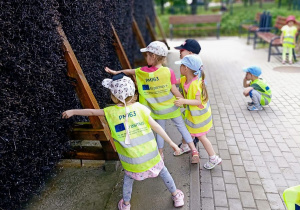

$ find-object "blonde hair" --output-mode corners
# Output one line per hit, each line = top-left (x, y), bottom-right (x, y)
(111, 93), (138, 105)
(148, 52), (166, 66)
(201, 70), (209, 104)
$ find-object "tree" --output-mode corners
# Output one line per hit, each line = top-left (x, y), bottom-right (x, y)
(191, 0), (198, 14)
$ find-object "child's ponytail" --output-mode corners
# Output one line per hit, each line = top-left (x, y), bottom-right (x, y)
(201, 70), (209, 104)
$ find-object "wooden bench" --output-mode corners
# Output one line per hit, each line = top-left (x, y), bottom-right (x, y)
(169, 14), (222, 39)
(254, 16), (300, 62)
(239, 12), (261, 44)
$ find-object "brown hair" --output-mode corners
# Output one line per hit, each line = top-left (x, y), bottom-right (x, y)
(111, 92), (138, 105)
(201, 70), (209, 104)
(148, 52), (166, 66)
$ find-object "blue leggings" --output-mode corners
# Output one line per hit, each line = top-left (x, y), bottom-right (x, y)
(122, 166), (177, 202)
(156, 116), (193, 149)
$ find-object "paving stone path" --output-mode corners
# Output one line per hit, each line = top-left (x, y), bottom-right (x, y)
(168, 37), (300, 210)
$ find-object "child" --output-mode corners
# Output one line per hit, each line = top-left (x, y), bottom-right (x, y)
(174, 39), (201, 59)
(105, 41), (200, 164)
(62, 75), (184, 209)
(243, 66), (272, 111)
(280, 15), (298, 64)
(174, 55), (222, 170)
(175, 39), (201, 147)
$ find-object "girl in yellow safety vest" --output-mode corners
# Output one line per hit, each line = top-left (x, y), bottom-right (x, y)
(62, 75), (185, 209)
(280, 15), (298, 64)
(174, 55), (222, 170)
(105, 41), (200, 164)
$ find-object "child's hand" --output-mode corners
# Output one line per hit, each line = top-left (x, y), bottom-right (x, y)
(105, 67), (118, 75)
(170, 142), (181, 155)
(62, 110), (73, 119)
(174, 97), (185, 107)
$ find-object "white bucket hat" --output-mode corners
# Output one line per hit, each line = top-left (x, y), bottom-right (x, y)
(102, 75), (135, 144)
(102, 75), (135, 103)
(140, 41), (168, 56)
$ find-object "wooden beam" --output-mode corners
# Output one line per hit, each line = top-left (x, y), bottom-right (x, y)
(63, 146), (118, 160)
(146, 16), (156, 42)
(111, 23), (132, 69)
(57, 26), (117, 159)
(155, 14), (170, 49)
(146, 16), (170, 49)
(132, 18), (148, 67)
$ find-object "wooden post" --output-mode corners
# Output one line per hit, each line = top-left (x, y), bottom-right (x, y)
(57, 26), (118, 160)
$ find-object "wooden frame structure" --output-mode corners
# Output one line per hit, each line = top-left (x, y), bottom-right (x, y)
(146, 15), (170, 49)
(57, 26), (118, 160)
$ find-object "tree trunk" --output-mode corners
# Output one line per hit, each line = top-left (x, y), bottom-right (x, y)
(160, 0), (165, 14)
(259, 0), (263, 8)
(191, 0), (198, 14)
(204, 0), (209, 10)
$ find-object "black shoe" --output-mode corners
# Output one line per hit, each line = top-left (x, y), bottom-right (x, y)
(193, 137), (199, 147)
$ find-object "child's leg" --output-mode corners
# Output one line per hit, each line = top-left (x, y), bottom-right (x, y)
(159, 166), (185, 207)
(159, 166), (177, 195)
(197, 135), (215, 156)
(155, 119), (166, 155)
(122, 174), (135, 205)
(282, 46), (287, 63)
(171, 116), (196, 151)
(288, 47), (293, 63)
(243, 87), (253, 97)
(249, 89), (261, 107)
(199, 135), (222, 169)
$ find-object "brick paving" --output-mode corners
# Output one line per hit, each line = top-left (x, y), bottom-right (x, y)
(169, 37), (300, 210)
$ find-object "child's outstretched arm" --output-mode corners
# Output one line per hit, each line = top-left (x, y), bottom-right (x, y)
(62, 109), (104, 119)
(174, 95), (201, 107)
(105, 67), (135, 76)
(171, 84), (183, 98)
(148, 116), (181, 155)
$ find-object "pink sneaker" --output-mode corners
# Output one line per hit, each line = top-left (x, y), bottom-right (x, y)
(118, 199), (131, 210)
(172, 190), (184, 208)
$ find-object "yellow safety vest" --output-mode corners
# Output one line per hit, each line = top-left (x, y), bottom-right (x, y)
(135, 66), (181, 120)
(250, 79), (272, 105)
(180, 77), (212, 134)
(283, 185), (300, 210)
(282, 25), (297, 48)
(103, 102), (160, 173)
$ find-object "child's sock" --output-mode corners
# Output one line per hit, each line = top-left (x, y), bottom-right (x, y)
(182, 143), (189, 150)
(209, 155), (216, 160)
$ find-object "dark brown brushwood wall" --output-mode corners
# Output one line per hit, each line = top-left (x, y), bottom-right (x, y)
(0, 0), (155, 209)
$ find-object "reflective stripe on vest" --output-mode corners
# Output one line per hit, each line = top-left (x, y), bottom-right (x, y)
(146, 92), (174, 104)
(114, 132), (154, 148)
(180, 76), (212, 133)
(250, 79), (272, 105)
(187, 101), (210, 116)
(135, 67), (181, 119)
(118, 149), (159, 165)
(146, 104), (179, 115)
(103, 103), (160, 173)
(184, 115), (212, 129)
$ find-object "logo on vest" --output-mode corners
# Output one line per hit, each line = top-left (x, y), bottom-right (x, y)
(115, 123), (125, 132)
(145, 77), (159, 82)
(142, 85), (150, 90)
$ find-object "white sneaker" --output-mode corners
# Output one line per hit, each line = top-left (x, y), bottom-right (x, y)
(203, 156), (222, 169)
(173, 143), (191, 156)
